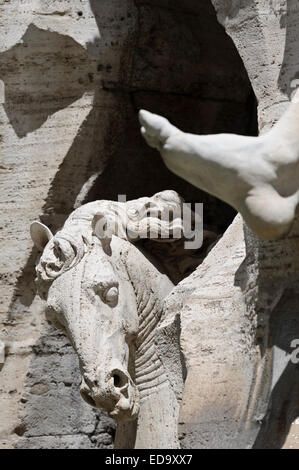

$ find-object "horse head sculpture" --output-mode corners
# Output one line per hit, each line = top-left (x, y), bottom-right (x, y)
(30, 191), (204, 428)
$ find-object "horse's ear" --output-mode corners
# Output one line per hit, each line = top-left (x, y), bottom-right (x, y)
(30, 221), (53, 251)
(92, 213), (112, 253)
(92, 213), (109, 239)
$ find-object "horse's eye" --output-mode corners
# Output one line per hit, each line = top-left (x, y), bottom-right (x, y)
(104, 286), (118, 307)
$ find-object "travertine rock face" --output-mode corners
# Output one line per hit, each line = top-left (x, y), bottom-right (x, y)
(212, 0), (299, 130)
(0, 0), (254, 449)
(15, 323), (115, 449)
(165, 215), (259, 449)
(161, 0), (299, 450)
(211, 0), (299, 450)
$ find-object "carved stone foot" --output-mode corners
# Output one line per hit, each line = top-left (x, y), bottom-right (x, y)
(139, 93), (299, 240)
(139, 110), (182, 151)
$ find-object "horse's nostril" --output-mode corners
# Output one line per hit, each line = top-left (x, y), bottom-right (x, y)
(112, 370), (128, 389)
(113, 374), (121, 387)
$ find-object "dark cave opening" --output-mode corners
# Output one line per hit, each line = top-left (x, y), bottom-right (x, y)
(86, 0), (258, 235)
(7, 0), (257, 315)
(7, 0), (259, 451)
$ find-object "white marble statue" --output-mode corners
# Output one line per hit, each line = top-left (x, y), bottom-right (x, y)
(30, 191), (215, 448)
(139, 89), (299, 240)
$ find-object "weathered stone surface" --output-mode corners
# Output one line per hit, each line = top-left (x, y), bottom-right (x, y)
(164, 215), (267, 448)
(15, 435), (94, 450)
(0, 341), (4, 368)
(210, 0), (299, 450)
(22, 356), (97, 436)
(15, 322), (115, 448)
(0, 0), (255, 449)
(211, 0), (290, 131)
(157, 0), (299, 450)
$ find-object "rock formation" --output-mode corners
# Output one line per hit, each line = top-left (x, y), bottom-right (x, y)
(163, 0), (299, 450)
(1, 0), (298, 450)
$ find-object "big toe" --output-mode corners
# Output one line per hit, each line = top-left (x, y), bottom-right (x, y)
(139, 109), (179, 144)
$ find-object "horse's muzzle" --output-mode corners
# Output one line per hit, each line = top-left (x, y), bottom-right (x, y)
(80, 369), (139, 422)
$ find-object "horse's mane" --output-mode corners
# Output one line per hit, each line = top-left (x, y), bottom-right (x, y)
(35, 191), (191, 286)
